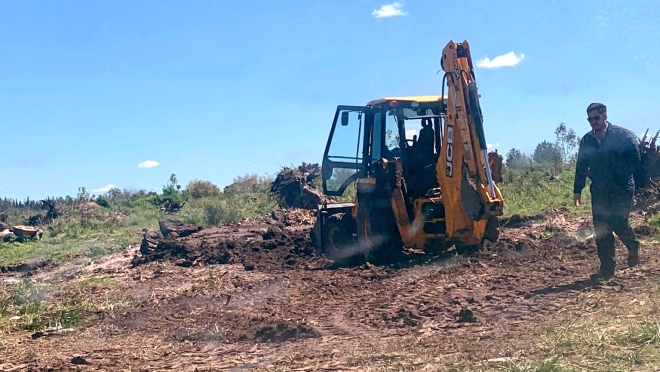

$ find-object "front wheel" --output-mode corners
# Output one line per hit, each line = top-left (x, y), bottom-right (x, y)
(315, 212), (357, 261)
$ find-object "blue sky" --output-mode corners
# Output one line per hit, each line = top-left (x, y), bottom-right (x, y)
(1, 0), (659, 200)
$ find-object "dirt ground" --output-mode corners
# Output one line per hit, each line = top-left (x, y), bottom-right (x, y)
(1, 205), (660, 371)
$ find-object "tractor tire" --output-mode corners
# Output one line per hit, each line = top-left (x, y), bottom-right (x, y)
(317, 212), (358, 262)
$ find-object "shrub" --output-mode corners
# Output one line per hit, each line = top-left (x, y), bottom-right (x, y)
(186, 179), (221, 199)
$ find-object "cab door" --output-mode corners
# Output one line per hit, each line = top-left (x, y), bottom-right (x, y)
(322, 106), (371, 196)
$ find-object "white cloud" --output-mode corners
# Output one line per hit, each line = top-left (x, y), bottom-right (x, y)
(405, 129), (417, 139)
(487, 142), (500, 149)
(372, 2), (408, 18)
(138, 160), (159, 168)
(92, 184), (116, 193)
(477, 52), (525, 68)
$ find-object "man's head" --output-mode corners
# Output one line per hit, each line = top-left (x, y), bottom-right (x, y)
(587, 102), (608, 136)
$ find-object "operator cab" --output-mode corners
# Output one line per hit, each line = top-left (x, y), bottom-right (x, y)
(320, 96), (447, 198)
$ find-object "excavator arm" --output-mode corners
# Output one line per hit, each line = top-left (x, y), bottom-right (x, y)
(437, 40), (503, 243)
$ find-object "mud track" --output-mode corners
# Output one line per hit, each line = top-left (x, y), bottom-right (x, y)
(1, 206), (659, 370)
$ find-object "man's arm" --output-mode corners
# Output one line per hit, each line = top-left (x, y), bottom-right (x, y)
(573, 137), (589, 195)
(624, 131), (647, 188)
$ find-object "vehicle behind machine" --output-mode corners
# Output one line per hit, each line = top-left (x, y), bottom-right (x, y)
(311, 40), (504, 264)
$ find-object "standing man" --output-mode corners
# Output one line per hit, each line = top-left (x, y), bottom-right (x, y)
(573, 102), (645, 280)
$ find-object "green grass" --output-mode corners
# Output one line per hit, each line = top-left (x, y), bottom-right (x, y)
(177, 191), (278, 226)
(498, 166), (592, 217)
(0, 185), (279, 268)
(0, 211), (152, 267)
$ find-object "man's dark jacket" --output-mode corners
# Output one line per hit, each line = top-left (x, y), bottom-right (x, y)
(573, 122), (646, 196)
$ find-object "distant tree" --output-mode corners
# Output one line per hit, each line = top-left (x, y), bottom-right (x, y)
(77, 186), (90, 202)
(554, 122), (578, 164)
(533, 140), (563, 173)
(532, 141), (561, 163)
(162, 173), (182, 197)
(505, 148), (533, 169)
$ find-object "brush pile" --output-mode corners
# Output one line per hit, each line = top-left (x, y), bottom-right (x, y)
(268, 163), (334, 210)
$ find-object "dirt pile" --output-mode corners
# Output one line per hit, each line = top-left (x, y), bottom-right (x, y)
(479, 204), (657, 269)
(131, 204), (613, 274)
(635, 178), (660, 213)
(132, 209), (323, 271)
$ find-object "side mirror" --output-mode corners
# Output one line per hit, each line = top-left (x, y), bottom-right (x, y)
(341, 111), (349, 126)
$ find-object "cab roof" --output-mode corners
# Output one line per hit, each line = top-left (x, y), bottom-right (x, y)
(366, 95), (447, 107)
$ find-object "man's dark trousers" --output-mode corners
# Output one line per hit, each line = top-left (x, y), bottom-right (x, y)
(590, 183), (640, 274)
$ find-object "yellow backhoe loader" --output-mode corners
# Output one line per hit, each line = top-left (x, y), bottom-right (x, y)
(311, 40), (504, 263)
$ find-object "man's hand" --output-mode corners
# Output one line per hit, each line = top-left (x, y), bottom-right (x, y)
(573, 193), (581, 207)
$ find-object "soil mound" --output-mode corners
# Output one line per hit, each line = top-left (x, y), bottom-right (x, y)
(479, 207), (595, 263)
(132, 196), (656, 275)
(132, 210), (321, 271)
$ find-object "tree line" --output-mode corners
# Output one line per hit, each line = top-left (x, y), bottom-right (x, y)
(503, 122), (579, 172)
